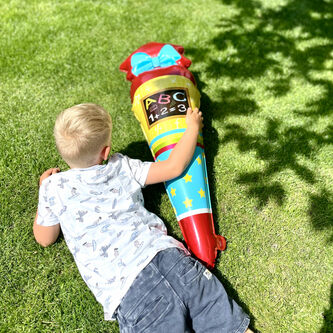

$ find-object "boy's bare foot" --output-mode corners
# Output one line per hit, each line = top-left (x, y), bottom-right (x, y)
(246, 329), (254, 333)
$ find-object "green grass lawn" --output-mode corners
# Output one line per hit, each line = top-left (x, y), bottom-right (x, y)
(1, 0), (332, 332)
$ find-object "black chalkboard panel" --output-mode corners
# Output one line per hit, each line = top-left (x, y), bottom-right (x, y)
(142, 88), (190, 127)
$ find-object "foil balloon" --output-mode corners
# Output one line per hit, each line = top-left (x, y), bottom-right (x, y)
(120, 42), (226, 268)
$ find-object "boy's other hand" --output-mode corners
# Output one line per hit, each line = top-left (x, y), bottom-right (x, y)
(39, 168), (60, 186)
(186, 107), (203, 132)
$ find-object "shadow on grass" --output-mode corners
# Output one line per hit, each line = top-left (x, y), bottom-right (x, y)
(185, 0), (332, 330)
(186, 0), (332, 207)
(309, 189), (333, 244)
(309, 190), (333, 332)
(220, 120), (331, 206)
(320, 283), (333, 333)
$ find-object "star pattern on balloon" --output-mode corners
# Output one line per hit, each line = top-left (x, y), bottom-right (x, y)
(198, 188), (205, 198)
(183, 173), (192, 183)
(164, 146), (212, 218)
(183, 197), (193, 208)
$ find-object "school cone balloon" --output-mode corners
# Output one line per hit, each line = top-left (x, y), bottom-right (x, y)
(120, 42), (226, 268)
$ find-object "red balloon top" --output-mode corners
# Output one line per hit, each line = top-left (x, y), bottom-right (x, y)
(119, 42), (196, 101)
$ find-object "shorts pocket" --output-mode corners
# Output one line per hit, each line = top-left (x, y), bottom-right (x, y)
(176, 255), (204, 285)
(120, 293), (170, 331)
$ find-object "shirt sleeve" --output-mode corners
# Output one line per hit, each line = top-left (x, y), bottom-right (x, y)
(36, 178), (61, 226)
(122, 155), (153, 187)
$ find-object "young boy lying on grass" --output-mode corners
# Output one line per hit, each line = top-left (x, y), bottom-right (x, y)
(34, 103), (252, 332)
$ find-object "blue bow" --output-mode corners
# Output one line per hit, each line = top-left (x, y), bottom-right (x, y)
(131, 44), (181, 76)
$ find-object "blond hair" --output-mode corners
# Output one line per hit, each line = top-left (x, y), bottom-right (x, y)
(54, 103), (112, 168)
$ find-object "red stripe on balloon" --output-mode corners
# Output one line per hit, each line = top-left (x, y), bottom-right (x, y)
(154, 144), (177, 160)
(154, 142), (204, 160)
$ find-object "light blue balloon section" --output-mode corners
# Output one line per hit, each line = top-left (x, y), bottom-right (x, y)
(158, 146), (212, 220)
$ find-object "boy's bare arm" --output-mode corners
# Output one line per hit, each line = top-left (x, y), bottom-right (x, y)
(33, 211), (60, 247)
(33, 168), (61, 247)
(145, 107), (203, 185)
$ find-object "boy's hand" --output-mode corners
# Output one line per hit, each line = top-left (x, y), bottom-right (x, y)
(146, 107), (204, 185)
(39, 168), (60, 186)
(186, 107), (203, 132)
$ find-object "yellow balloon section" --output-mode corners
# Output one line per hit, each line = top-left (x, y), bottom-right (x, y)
(131, 75), (201, 158)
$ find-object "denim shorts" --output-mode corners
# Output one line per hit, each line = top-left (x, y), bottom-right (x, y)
(116, 247), (250, 333)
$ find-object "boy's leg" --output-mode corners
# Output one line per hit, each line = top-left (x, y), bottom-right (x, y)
(160, 249), (250, 333)
(116, 249), (193, 333)
(188, 265), (250, 333)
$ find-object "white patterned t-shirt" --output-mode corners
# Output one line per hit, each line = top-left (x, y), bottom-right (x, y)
(37, 153), (187, 320)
